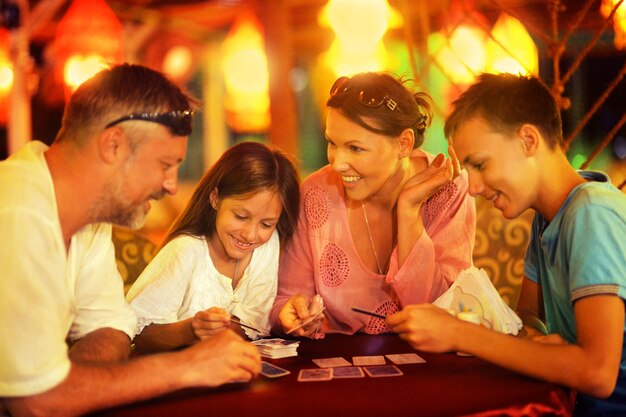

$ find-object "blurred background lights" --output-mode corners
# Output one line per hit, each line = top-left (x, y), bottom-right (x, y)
(571, 153), (588, 169)
(486, 13), (538, 76)
(162, 46), (193, 81)
(433, 25), (487, 85)
(320, 0), (397, 76)
(601, 0), (626, 49)
(63, 55), (109, 91)
(327, 0), (390, 52)
(222, 12), (270, 132)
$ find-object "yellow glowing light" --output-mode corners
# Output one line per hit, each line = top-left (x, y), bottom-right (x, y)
(162, 46), (193, 80)
(64, 55), (109, 91)
(486, 13), (538, 76)
(321, 38), (387, 77)
(222, 13), (270, 131)
(326, 0), (390, 52)
(433, 25), (487, 85)
(0, 64), (12, 92)
(601, 0), (626, 49)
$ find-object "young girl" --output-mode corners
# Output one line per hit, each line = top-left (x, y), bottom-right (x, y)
(127, 142), (300, 352)
(271, 72), (476, 337)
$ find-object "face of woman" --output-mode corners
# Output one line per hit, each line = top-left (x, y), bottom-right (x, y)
(325, 109), (403, 202)
(210, 188), (283, 260)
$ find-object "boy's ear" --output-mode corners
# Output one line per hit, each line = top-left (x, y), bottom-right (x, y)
(398, 128), (415, 158)
(519, 124), (540, 155)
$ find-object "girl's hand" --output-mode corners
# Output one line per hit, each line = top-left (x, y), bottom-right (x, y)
(191, 307), (231, 340)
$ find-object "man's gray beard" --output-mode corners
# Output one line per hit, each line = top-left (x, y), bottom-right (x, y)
(92, 176), (148, 230)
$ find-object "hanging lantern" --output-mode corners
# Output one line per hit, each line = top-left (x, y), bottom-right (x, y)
(0, 28), (12, 125)
(431, 24), (487, 85)
(54, 0), (124, 97)
(221, 12), (270, 132)
(601, 0), (626, 49)
(485, 13), (538, 76)
(319, 0), (399, 76)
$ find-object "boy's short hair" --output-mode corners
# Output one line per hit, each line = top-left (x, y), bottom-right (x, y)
(444, 73), (563, 149)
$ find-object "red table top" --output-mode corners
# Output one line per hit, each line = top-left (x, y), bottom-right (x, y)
(90, 334), (575, 417)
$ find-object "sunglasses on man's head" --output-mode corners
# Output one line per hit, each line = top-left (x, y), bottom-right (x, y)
(329, 76), (397, 111)
(105, 110), (194, 136)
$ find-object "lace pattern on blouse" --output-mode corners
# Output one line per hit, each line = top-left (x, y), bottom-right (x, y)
(425, 182), (458, 221)
(364, 300), (400, 334)
(319, 242), (350, 287)
(305, 186), (329, 230)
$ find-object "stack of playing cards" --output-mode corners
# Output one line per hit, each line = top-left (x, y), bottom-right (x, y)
(252, 338), (300, 359)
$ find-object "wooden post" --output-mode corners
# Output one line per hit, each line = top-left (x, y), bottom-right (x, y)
(258, 0), (299, 159)
(8, 0), (32, 154)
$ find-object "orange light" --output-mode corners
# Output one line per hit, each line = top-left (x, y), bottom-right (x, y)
(486, 13), (538, 75)
(0, 28), (12, 125)
(55, 0), (124, 95)
(432, 25), (487, 85)
(222, 12), (270, 132)
(319, 0), (398, 76)
(601, 0), (626, 49)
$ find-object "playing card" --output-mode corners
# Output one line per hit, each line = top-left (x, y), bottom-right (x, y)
(385, 353), (426, 365)
(352, 355), (386, 366)
(312, 357), (352, 368)
(286, 307), (326, 334)
(260, 361), (291, 378)
(298, 368), (332, 382)
(363, 365), (404, 378)
(332, 366), (365, 379)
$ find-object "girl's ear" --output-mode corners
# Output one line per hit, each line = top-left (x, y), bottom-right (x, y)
(519, 124), (540, 155)
(209, 188), (219, 209)
(398, 128), (415, 158)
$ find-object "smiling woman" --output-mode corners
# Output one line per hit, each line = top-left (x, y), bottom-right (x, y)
(270, 72), (476, 338)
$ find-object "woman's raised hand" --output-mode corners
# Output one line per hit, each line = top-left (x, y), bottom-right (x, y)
(398, 152), (455, 211)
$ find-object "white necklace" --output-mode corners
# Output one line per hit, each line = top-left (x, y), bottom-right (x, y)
(361, 202), (383, 275)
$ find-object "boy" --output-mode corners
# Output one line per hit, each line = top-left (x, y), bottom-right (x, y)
(388, 73), (626, 416)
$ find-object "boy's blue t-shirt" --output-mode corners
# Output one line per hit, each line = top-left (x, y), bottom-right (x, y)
(524, 171), (626, 416)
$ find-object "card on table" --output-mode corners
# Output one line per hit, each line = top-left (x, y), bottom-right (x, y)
(352, 355), (386, 366)
(332, 366), (365, 379)
(298, 368), (333, 382)
(363, 365), (404, 378)
(312, 357), (352, 368)
(260, 361), (291, 378)
(385, 353), (426, 365)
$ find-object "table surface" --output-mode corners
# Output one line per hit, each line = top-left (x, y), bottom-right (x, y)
(91, 334), (575, 417)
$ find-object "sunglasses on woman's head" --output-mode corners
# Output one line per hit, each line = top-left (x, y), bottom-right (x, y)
(329, 76), (397, 111)
(105, 110), (194, 136)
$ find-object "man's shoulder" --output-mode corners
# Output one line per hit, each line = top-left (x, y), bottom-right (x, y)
(0, 141), (53, 206)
